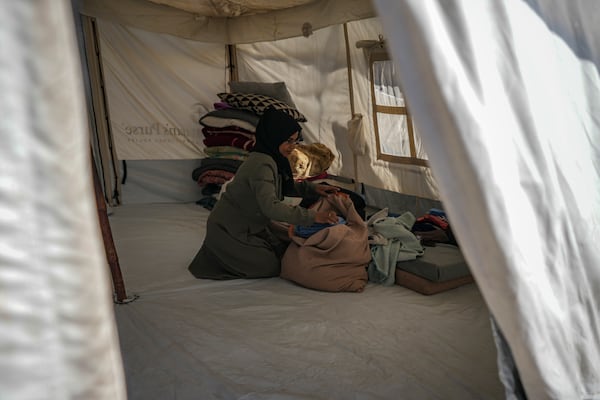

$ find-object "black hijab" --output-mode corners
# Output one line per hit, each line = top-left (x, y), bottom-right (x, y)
(252, 108), (301, 195)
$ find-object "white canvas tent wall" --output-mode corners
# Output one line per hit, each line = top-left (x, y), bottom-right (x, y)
(1, 0), (599, 399)
(78, 0), (441, 211)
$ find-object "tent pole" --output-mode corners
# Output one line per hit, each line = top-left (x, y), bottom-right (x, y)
(343, 23), (361, 194)
(91, 151), (134, 304)
(82, 16), (122, 206)
(227, 44), (238, 82)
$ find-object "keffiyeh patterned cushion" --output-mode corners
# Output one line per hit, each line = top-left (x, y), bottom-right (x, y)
(218, 92), (307, 122)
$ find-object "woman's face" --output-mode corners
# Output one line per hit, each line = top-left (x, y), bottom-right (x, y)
(278, 132), (300, 158)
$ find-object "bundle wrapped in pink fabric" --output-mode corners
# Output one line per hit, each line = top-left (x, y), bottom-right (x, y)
(280, 193), (370, 292)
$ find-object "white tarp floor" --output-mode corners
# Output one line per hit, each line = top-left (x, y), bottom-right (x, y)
(108, 203), (506, 400)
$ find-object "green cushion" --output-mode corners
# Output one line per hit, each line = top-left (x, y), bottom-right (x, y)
(396, 243), (471, 282)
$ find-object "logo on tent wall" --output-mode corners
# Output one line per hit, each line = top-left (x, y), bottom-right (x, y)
(120, 122), (202, 144)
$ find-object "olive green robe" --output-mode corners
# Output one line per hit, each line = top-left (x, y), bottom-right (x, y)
(188, 152), (318, 279)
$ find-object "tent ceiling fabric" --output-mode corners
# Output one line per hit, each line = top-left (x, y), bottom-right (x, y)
(146, 0), (319, 17)
(80, 0), (376, 44)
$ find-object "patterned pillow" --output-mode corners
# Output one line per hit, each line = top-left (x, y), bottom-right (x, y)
(229, 81), (297, 108)
(218, 92), (307, 122)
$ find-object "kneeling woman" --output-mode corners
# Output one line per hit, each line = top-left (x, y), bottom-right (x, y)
(188, 108), (338, 279)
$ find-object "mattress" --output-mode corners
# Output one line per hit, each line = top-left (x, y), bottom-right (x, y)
(396, 243), (471, 282)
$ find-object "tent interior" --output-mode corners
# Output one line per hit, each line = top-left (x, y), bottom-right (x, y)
(74, 0), (509, 398)
(3, 1), (598, 399)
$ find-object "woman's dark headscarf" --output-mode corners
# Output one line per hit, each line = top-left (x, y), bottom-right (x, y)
(253, 108), (301, 195)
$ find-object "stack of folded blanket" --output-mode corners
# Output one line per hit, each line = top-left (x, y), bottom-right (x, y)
(192, 81), (307, 209)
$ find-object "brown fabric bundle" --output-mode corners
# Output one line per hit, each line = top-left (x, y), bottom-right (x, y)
(280, 193), (370, 292)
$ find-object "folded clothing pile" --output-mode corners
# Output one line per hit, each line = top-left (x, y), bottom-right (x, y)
(411, 208), (458, 246)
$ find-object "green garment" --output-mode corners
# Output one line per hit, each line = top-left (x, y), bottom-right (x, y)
(367, 211), (425, 286)
(188, 152), (318, 279)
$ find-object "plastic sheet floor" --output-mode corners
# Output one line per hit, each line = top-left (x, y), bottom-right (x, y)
(108, 203), (505, 400)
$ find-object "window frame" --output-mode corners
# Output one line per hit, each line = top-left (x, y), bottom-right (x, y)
(368, 51), (428, 167)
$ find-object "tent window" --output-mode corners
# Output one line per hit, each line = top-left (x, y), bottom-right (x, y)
(369, 53), (428, 166)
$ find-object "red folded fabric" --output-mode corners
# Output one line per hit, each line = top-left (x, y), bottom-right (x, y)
(416, 214), (449, 230)
(203, 134), (255, 151)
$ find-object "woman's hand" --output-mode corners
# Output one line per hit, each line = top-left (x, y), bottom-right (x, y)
(314, 210), (339, 224)
(314, 184), (340, 197)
